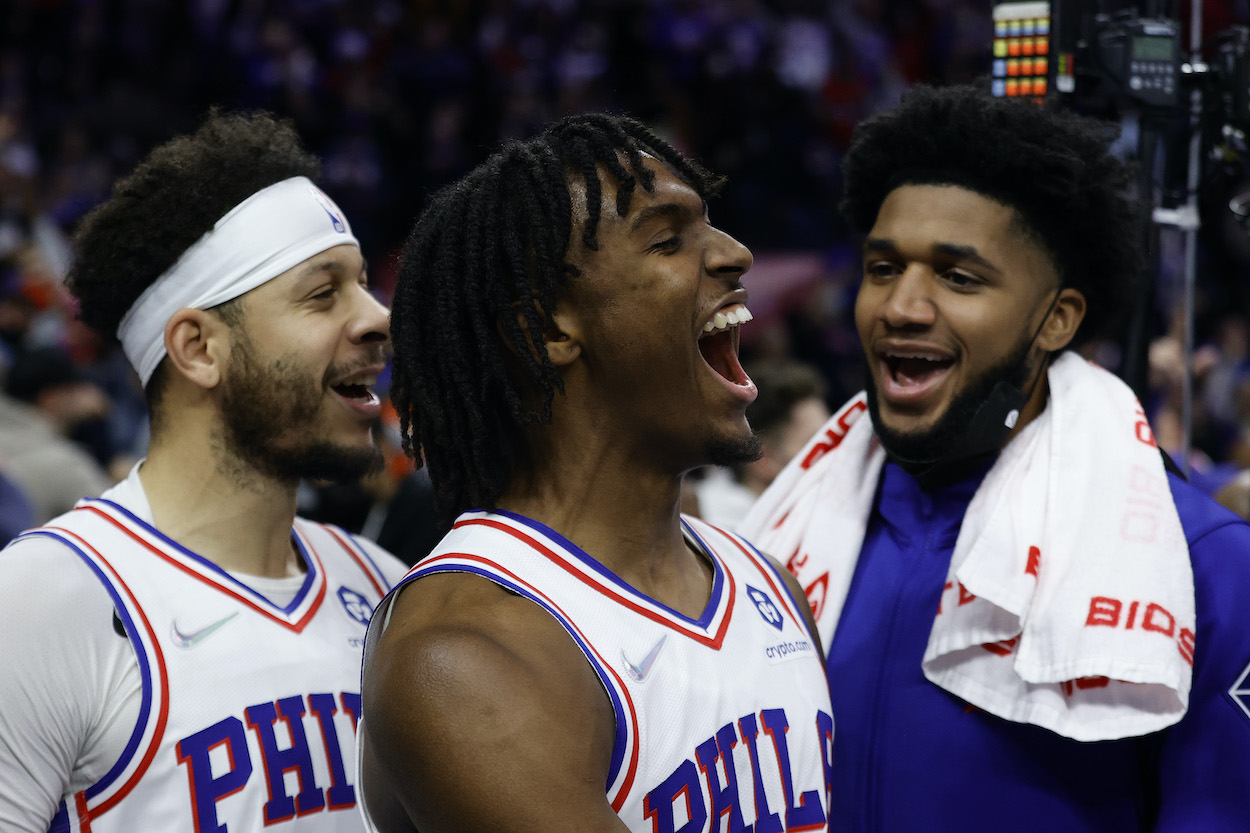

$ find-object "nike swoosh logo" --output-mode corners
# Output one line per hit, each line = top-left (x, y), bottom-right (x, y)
(622, 634), (668, 682)
(171, 612), (239, 648)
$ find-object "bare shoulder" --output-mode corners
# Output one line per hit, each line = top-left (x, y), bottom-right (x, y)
(360, 571), (628, 833)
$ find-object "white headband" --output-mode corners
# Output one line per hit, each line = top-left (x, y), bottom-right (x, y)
(117, 176), (359, 385)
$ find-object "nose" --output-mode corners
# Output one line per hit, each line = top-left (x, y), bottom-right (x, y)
(350, 284), (391, 345)
(878, 266), (936, 330)
(705, 227), (753, 282)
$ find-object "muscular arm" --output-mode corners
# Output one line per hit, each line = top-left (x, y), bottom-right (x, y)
(359, 572), (632, 833)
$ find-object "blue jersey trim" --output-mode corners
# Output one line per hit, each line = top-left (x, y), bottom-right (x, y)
(490, 508), (726, 630)
(85, 498), (316, 614)
(405, 560), (631, 791)
(20, 529), (157, 803)
(327, 523), (394, 591)
(734, 531), (816, 642)
(47, 798), (69, 833)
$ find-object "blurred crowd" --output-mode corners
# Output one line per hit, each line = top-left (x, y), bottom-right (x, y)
(4, 0), (1250, 547)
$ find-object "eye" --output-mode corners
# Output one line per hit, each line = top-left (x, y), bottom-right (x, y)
(865, 261), (900, 279)
(311, 286), (337, 301)
(942, 270), (981, 289)
(649, 237), (682, 253)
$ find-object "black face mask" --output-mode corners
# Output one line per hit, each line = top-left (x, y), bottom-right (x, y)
(866, 291), (1059, 487)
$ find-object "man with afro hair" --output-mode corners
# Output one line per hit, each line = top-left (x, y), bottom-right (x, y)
(0, 111), (407, 832)
(742, 84), (1250, 831)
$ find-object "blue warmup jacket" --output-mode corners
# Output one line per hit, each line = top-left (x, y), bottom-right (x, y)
(828, 460), (1250, 832)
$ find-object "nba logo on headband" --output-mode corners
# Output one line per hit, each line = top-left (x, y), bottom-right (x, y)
(310, 186), (347, 234)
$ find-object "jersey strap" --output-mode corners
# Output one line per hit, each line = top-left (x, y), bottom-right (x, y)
(17, 524), (169, 827)
(401, 549), (642, 809)
(71, 499), (327, 631)
(443, 509), (737, 647)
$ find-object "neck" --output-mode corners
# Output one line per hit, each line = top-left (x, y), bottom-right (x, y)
(500, 458), (688, 576)
(497, 421), (712, 618)
(140, 423), (301, 579)
(893, 448), (998, 492)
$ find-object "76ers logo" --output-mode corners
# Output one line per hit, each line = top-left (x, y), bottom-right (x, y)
(337, 587), (373, 626)
(747, 585), (784, 631)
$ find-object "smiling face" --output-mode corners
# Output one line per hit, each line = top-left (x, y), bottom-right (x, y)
(554, 155), (758, 472)
(218, 243), (391, 482)
(855, 184), (1085, 453)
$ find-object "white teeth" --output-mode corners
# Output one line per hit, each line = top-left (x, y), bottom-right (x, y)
(886, 351), (943, 362)
(702, 306), (753, 335)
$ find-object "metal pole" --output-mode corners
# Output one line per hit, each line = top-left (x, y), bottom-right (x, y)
(1179, 0), (1202, 477)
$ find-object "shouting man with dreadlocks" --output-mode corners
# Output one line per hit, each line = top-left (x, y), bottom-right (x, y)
(356, 114), (834, 832)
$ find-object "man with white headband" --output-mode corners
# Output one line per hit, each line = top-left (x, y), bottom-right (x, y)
(0, 111), (407, 832)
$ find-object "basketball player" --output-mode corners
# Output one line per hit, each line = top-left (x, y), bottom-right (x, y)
(358, 114), (834, 833)
(0, 111), (408, 832)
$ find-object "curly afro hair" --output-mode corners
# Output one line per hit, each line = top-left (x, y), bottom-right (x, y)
(68, 110), (321, 395)
(840, 84), (1146, 346)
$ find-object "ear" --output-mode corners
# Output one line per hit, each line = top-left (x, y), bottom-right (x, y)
(506, 300), (583, 368)
(1035, 287), (1086, 353)
(542, 303), (582, 367)
(163, 308), (229, 390)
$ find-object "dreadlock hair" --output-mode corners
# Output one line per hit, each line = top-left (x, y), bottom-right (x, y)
(841, 83), (1146, 347)
(68, 109), (321, 426)
(390, 112), (725, 529)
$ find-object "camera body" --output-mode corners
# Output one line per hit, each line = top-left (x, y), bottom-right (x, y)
(993, 1), (1250, 128)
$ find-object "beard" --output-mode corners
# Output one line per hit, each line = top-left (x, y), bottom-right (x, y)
(707, 431), (763, 468)
(866, 334), (1035, 467)
(218, 332), (383, 483)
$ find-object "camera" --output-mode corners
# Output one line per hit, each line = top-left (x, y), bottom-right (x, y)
(990, 1), (1250, 412)
(992, 1), (1249, 128)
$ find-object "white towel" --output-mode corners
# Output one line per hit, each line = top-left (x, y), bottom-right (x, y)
(740, 352), (1195, 741)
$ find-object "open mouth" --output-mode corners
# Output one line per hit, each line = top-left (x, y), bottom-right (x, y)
(884, 354), (954, 387)
(698, 305), (754, 389)
(331, 382), (379, 404)
(879, 349), (955, 403)
(329, 369), (384, 416)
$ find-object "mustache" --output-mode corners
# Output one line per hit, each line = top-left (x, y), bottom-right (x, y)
(322, 346), (391, 387)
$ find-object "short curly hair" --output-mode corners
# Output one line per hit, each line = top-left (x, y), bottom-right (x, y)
(68, 110), (321, 404)
(840, 84), (1146, 345)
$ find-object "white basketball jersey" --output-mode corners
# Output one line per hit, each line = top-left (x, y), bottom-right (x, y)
(374, 509), (834, 832)
(24, 497), (395, 832)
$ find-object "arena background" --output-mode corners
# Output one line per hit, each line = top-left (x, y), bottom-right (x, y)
(3, 0), (1250, 539)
